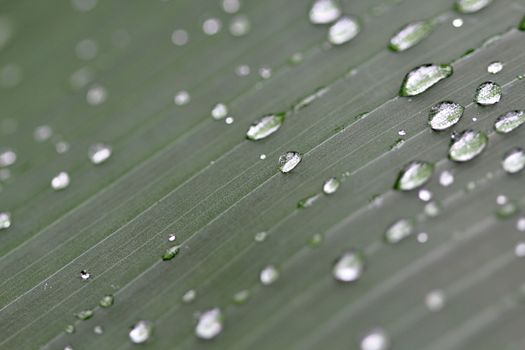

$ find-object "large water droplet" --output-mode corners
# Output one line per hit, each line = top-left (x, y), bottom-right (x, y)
(502, 148), (525, 174)
(0, 212), (11, 229)
(260, 265), (279, 285)
(474, 81), (501, 105)
(389, 21), (433, 52)
(246, 113), (285, 141)
(455, 0), (492, 13)
(399, 64), (452, 96)
(333, 250), (365, 282)
(129, 320), (153, 344)
(195, 308), (223, 340)
(428, 101), (464, 131)
(328, 16), (360, 45)
(384, 219), (414, 244)
(99, 294), (114, 308)
(278, 151), (302, 173)
(322, 177), (340, 194)
(0, 148), (16, 167)
(309, 0), (341, 24)
(162, 246), (180, 261)
(494, 110), (525, 134)
(360, 328), (390, 350)
(448, 130), (488, 162)
(75, 309), (93, 320)
(51, 172), (71, 191)
(88, 143), (112, 165)
(394, 161), (433, 191)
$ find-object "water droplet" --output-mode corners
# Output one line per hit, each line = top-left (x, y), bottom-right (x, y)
(34, 125), (53, 142)
(72, 0), (97, 12)
(211, 103), (228, 120)
(418, 189), (433, 202)
(439, 170), (455, 187)
(452, 18), (464, 28)
(254, 231), (267, 242)
(515, 242), (525, 257)
(75, 38), (98, 60)
(360, 328), (390, 350)
(487, 61), (503, 74)
(400, 64), (452, 96)
(65, 324), (75, 334)
(494, 110), (525, 134)
(297, 194), (320, 208)
(474, 81), (501, 105)
(425, 289), (445, 311)
(246, 113), (285, 140)
(99, 294), (114, 308)
(397, 129), (406, 136)
(394, 161), (434, 191)
(70, 66), (94, 90)
(94, 325), (104, 335)
(424, 201), (441, 217)
(448, 130), (488, 162)
(309, 0), (341, 24)
(322, 177), (340, 194)
(225, 116), (234, 124)
(51, 172), (71, 191)
(64, 345), (74, 350)
(502, 148), (525, 174)
(333, 250), (365, 282)
(310, 233), (323, 247)
(162, 245), (180, 261)
(385, 219), (414, 244)
(455, 0), (492, 13)
(235, 64), (251, 76)
(182, 289), (196, 303)
(195, 308), (223, 340)
(202, 18), (222, 35)
(75, 309), (93, 320)
(278, 151), (302, 173)
(229, 15), (250, 37)
(328, 16), (360, 45)
(0, 148), (16, 167)
(516, 217), (525, 231)
(233, 289), (250, 304)
(259, 154), (266, 160)
(86, 84), (107, 105)
(88, 143), (112, 165)
(260, 265), (279, 285)
(80, 270), (91, 280)
(389, 21), (433, 52)
(222, 0), (240, 14)
(0, 212), (11, 229)
(129, 320), (153, 344)
(428, 101), (464, 131)
(174, 90), (190, 106)
(168, 234), (176, 242)
(417, 232), (429, 243)
(55, 141), (70, 154)
(258, 66), (272, 79)
(497, 195), (508, 205)
(171, 29), (189, 46)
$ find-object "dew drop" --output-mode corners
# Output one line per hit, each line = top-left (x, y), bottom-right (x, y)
(174, 90), (190, 106)
(51, 172), (71, 191)
(425, 289), (445, 311)
(502, 148), (525, 174)
(71, 0), (97, 12)
(260, 265), (279, 285)
(399, 64), (452, 97)
(418, 189), (433, 202)
(254, 231), (267, 242)
(328, 16), (360, 46)
(225, 116), (234, 124)
(360, 328), (390, 350)
(171, 29), (189, 46)
(55, 141), (70, 154)
(129, 320), (153, 344)
(455, 0), (492, 13)
(0, 148), (16, 167)
(428, 101), (464, 131)
(182, 289), (196, 303)
(195, 308), (223, 340)
(487, 61), (503, 74)
(0, 212), (12, 229)
(88, 143), (112, 165)
(222, 0), (240, 14)
(322, 177), (340, 194)
(259, 154), (266, 160)
(278, 151), (302, 173)
(494, 110), (525, 134)
(211, 103), (228, 120)
(309, 0), (341, 24)
(70, 66), (94, 90)
(258, 66), (272, 79)
(448, 130), (488, 162)
(34, 125), (53, 142)
(424, 201), (441, 217)
(80, 270), (91, 280)
(297, 194), (320, 208)
(517, 217), (525, 231)
(385, 218), (414, 244)
(75, 309), (93, 320)
(389, 21), (433, 52)
(333, 250), (365, 282)
(474, 81), (501, 105)
(94, 325), (104, 335)
(394, 161), (433, 191)
(439, 170), (455, 187)
(452, 18), (464, 27)
(310, 233), (323, 247)
(417, 232), (428, 243)
(65, 324), (75, 334)
(514, 242), (525, 257)
(246, 113), (285, 140)
(168, 233), (176, 242)
(202, 18), (222, 35)
(86, 84), (107, 105)
(162, 245), (180, 261)
(229, 15), (250, 37)
(233, 289), (250, 304)
(99, 294), (114, 308)
(75, 39), (98, 60)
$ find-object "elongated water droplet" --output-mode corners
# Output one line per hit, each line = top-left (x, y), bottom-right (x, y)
(297, 194), (320, 208)
(474, 81), (501, 105)
(211, 103), (228, 120)
(394, 161), (433, 191)
(246, 113), (285, 141)
(389, 21), (433, 52)
(75, 309), (93, 320)
(0, 212), (11, 229)
(399, 64), (452, 96)
(278, 151), (302, 173)
(448, 130), (488, 162)
(0, 148), (16, 167)
(129, 320), (153, 344)
(88, 143), (112, 164)
(51, 172), (70, 191)
(455, 0), (492, 13)
(260, 265), (279, 285)
(182, 289), (196, 303)
(162, 245), (180, 261)
(428, 101), (464, 131)
(385, 218), (414, 244)
(502, 148), (525, 174)
(328, 16), (360, 45)
(360, 328), (390, 350)
(333, 250), (364, 282)
(233, 289), (250, 304)
(99, 294), (114, 308)
(322, 177), (340, 194)
(487, 61), (503, 74)
(309, 0), (341, 24)
(195, 308), (223, 340)
(494, 110), (525, 134)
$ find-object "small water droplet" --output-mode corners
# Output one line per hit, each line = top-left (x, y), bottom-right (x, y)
(51, 172), (71, 191)
(86, 84), (107, 106)
(34, 125), (53, 142)
(233, 289), (250, 304)
(494, 110), (525, 134)
(72, 0), (97, 12)
(229, 15), (250, 36)
(452, 18), (464, 27)
(258, 66), (272, 79)
(93, 325), (104, 335)
(55, 141), (70, 154)
(389, 21), (433, 52)
(424, 201), (441, 217)
(515, 242), (525, 257)
(260, 265), (279, 285)
(516, 217), (525, 231)
(99, 294), (114, 308)
(448, 130), (488, 162)
(322, 177), (340, 194)
(162, 245), (180, 261)
(182, 289), (196, 303)
(75, 309), (93, 320)
(168, 233), (176, 242)
(397, 129), (406, 136)
(400, 64), (452, 96)
(385, 218), (414, 244)
(129, 320), (153, 344)
(259, 154), (266, 160)
(333, 250), (365, 282)
(455, 0), (492, 13)
(428, 101), (464, 131)
(297, 194), (320, 208)
(211, 103), (228, 120)
(171, 29), (189, 46)
(222, 0), (240, 14)
(70, 66), (94, 90)
(225, 116), (234, 124)
(88, 143), (112, 165)
(65, 324), (75, 334)
(487, 61), (503, 74)
(418, 189), (433, 202)
(310, 233), (323, 247)
(474, 81), (501, 105)
(328, 16), (360, 45)
(254, 231), (267, 242)
(439, 170), (455, 187)
(360, 328), (390, 350)
(0, 212), (11, 229)
(75, 38), (98, 60)
(502, 148), (525, 174)
(174, 90), (190, 106)
(309, 0), (341, 24)
(246, 113), (285, 140)
(195, 308), (223, 340)
(235, 64), (250, 76)
(417, 232), (428, 243)
(394, 161), (434, 191)
(202, 18), (222, 35)
(0, 148), (16, 167)
(80, 270), (91, 280)
(425, 289), (445, 311)
(64, 345), (74, 350)
(278, 151), (302, 173)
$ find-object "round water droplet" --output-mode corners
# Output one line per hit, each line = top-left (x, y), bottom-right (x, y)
(86, 85), (107, 105)
(34, 125), (53, 142)
(439, 170), (454, 187)
(88, 143), (112, 165)
(211, 103), (228, 120)
(309, 0), (341, 24)
(233, 289), (250, 304)
(328, 16), (360, 45)
(129, 320), (153, 344)
(246, 113), (285, 140)
(225, 116), (234, 124)
(514, 242), (525, 257)
(418, 189), (433, 202)
(229, 15), (250, 37)
(494, 110), (525, 134)
(182, 289), (196, 303)
(75, 38), (98, 60)
(72, 0), (97, 12)
(0, 148), (16, 167)
(259, 154), (266, 160)
(195, 308), (223, 340)
(171, 29), (189, 46)
(254, 231), (267, 242)
(333, 250), (365, 282)
(235, 64), (250, 76)
(202, 18), (222, 35)
(428, 101), (464, 131)
(424, 201), (441, 217)
(162, 245), (180, 261)
(487, 61), (503, 74)
(448, 130), (488, 162)
(99, 294), (114, 308)
(455, 0), (492, 13)
(80, 270), (91, 280)
(394, 161), (434, 191)
(260, 265), (279, 285)
(417, 232), (428, 243)
(174, 90), (190, 106)
(322, 177), (340, 194)
(2, 212), (14, 230)
(517, 217), (525, 231)
(75, 309), (93, 320)
(425, 289), (445, 311)
(51, 172), (70, 191)
(360, 328), (390, 350)
(400, 64), (452, 97)
(389, 21), (433, 52)
(258, 66), (272, 79)
(55, 141), (70, 154)
(93, 325), (104, 335)
(278, 151), (302, 173)
(502, 148), (525, 174)
(452, 18), (464, 27)
(474, 81), (501, 105)
(385, 218), (414, 244)
(222, 0), (240, 14)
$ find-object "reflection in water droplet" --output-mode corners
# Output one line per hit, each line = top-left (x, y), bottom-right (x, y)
(129, 320), (153, 344)
(400, 64), (452, 96)
(168, 234), (176, 242)
(328, 16), (360, 45)
(279, 151), (302, 173)
(195, 308), (223, 339)
(455, 0), (492, 13)
(260, 265), (279, 285)
(428, 101), (464, 131)
(448, 130), (488, 162)
(452, 18), (463, 27)
(425, 289), (445, 311)
(418, 189), (432, 202)
(80, 270), (90, 280)
(385, 219), (414, 244)
(360, 328), (390, 350)
(297, 194), (320, 208)
(246, 114), (285, 140)
(99, 294), (114, 308)
(322, 177), (340, 194)
(0, 212), (11, 230)
(88, 143), (112, 164)
(494, 110), (525, 134)
(333, 250), (365, 282)
(394, 161), (433, 191)
(309, 0), (341, 24)
(474, 81), (501, 105)
(389, 21), (433, 52)
(94, 325), (104, 335)
(51, 172), (70, 191)
(502, 148), (525, 174)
